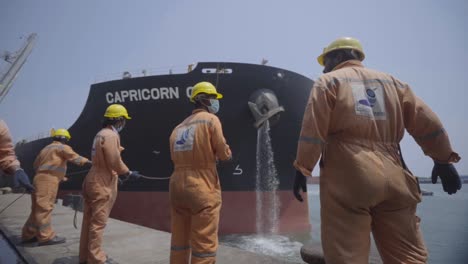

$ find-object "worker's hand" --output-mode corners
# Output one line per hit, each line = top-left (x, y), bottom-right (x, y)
(118, 172), (129, 185)
(128, 171), (142, 181)
(13, 169), (35, 193)
(432, 161), (462, 195)
(293, 170), (307, 202)
(118, 171), (141, 185)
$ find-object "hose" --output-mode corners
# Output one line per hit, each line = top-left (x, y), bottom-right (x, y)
(73, 208), (78, 229)
(139, 175), (170, 180)
(66, 170), (170, 180)
(66, 169), (90, 177)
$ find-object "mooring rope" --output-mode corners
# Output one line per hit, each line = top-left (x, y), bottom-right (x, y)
(67, 169), (169, 180)
(0, 192), (26, 216)
(139, 175), (170, 180)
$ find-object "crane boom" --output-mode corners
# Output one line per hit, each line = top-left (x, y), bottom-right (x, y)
(0, 33), (37, 103)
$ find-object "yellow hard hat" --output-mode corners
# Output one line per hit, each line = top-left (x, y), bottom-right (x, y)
(190, 82), (223, 103)
(53, 128), (71, 140)
(104, 104), (131, 119)
(317, 37), (365, 66)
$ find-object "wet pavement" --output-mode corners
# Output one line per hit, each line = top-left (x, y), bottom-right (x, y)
(0, 193), (300, 264)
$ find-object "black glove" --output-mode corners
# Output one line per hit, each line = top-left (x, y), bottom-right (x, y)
(13, 169), (35, 193)
(432, 161), (462, 195)
(118, 171), (141, 185)
(128, 171), (142, 180)
(293, 170), (307, 202)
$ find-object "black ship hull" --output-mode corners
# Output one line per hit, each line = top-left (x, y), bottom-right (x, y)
(15, 62), (313, 234)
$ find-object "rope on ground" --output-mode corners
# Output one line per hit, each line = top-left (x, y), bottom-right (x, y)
(0, 192), (26, 216)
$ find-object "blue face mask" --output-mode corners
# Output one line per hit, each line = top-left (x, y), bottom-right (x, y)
(207, 99), (220, 114)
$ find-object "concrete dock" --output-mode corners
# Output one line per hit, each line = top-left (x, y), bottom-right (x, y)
(0, 193), (301, 264)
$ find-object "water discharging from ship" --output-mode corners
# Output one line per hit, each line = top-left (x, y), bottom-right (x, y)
(220, 120), (303, 262)
(255, 120), (280, 233)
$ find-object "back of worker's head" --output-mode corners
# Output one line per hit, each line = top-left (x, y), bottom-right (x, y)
(102, 104), (131, 132)
(102, 117), (126, 130)
(323, 49), (361, 73)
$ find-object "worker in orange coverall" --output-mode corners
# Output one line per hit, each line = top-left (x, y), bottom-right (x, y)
(79, 104), (140, 264)
(0, 120), (35, 192)
(169, 81), (232, 264)
(293, 37), (462, 264)
(21, 128), (91, 246)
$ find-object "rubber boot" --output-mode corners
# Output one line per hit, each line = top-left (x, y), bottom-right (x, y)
(38, 235), (66, 246)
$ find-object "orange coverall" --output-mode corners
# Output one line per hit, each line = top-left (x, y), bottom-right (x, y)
(169, 109), (231, 264)
(294, 60), (460, 264)
(21, 141), (89, 242)
(79, 127), (129, 264)
(0, 120), (21, 174)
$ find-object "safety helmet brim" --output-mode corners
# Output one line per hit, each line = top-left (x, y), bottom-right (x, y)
(317, 37), (365, 66)
(52, 129), (71, 140)
(190, 81), (223, 103)
(104, 104), (132, 119)
(190, 92), (223, 103)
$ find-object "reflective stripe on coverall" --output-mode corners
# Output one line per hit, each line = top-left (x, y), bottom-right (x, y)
(79, 128), (129, 264)
(0, 120), (21, 174)
(21, 141), (89, 242)
(294, 60), (460, 264)
(169, 109), (231, 264)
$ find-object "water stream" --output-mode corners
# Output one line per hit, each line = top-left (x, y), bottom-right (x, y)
(220, 120), (304, 263)
(255, 120), (280, 234)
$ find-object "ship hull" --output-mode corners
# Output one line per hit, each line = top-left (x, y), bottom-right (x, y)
(16, 62), (314, 235)
(60, 189), (310, 234)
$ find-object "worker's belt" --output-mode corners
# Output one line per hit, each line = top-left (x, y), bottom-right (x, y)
(37, 165), (66, 174)
(329, 135), (399, 153)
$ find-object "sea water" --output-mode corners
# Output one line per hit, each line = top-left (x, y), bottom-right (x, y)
(221, 184), (468, 263)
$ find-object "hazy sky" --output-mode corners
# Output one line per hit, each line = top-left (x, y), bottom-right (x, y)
(1, 0), (467, 177)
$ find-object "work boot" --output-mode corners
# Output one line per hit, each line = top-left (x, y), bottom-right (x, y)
(21, 237), (38, 244)
(38, 236), (66, 246)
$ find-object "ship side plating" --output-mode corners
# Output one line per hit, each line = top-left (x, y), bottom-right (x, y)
(15, 62), (314, 234)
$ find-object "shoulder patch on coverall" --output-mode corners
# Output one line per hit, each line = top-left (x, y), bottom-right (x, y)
(174, 125), (196, 152)
(351, 82), (386, 120)
(91, 135), (104, 158)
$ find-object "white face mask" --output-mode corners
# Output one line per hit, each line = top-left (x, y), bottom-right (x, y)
(207, 99), (220, 114)
(113, 120), (126, 133)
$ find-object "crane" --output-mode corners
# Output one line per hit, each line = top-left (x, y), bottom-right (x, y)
(0, 33), (37, 103)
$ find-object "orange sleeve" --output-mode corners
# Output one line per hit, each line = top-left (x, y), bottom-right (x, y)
(294, 78), (334, 176)
(210, 116), (232, 161)
(0, 120), (20, 174)
(398, 80), (460, 163)
(62, 145), (90, 166)
(102, 133), (129, 175)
